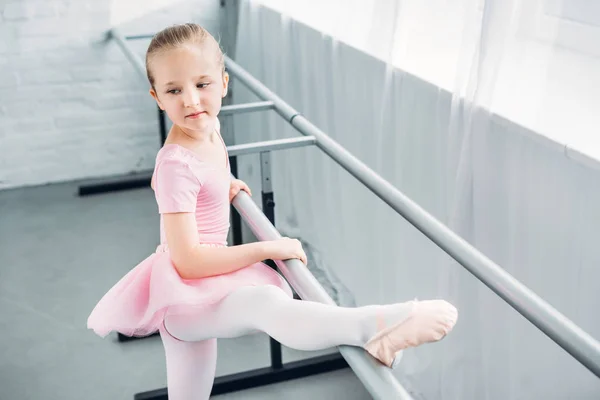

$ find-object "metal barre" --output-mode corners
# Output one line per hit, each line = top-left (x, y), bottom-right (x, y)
(222, 55), (600, 378)
(227, 136), (316, 157)
(220, 101), (275, 116)
(110, 30), (146, 79)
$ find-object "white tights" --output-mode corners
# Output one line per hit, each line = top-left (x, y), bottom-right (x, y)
(160, 284), (415, 400)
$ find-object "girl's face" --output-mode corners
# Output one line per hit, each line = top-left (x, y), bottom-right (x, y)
(149, 44), (228, 135)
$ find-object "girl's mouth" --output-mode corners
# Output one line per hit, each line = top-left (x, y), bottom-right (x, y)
(186, 111), (206, 119)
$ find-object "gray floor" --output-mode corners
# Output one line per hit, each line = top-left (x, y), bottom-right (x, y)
(0, 180), (371, 400)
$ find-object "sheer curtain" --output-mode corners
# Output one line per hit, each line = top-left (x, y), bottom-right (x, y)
(231, 0), (600, 398)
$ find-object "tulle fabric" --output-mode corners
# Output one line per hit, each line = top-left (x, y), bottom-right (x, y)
(87, 242), (293, 338)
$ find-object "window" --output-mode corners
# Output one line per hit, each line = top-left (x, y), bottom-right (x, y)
(250, 0), (600, 161)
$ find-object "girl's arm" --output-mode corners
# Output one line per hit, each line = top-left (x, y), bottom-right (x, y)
(163, 212), (271, 279)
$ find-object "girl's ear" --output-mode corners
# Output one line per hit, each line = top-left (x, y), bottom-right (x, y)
(222, 72), (229, 98)
(149, 88), (165, 110)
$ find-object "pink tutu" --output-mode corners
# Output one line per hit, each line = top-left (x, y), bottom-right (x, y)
(87, 243), (293, 338)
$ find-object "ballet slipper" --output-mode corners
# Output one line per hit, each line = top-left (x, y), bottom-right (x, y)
(364, 299), (458, 368)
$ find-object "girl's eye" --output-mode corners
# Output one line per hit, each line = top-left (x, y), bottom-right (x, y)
(166, 83), (210, 94)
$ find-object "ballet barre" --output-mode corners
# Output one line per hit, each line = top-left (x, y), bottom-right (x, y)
(220, 101), (275, 116)
(221, 54), (600, 379)
(227, 136), (317, 157)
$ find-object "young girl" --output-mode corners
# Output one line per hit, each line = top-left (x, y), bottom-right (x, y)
(87, 23), (458, 399)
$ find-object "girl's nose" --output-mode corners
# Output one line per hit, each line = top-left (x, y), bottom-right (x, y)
(183, 89), (200, 107)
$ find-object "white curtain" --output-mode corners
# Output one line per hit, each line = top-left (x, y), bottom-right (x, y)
(231, 1), (600, 398)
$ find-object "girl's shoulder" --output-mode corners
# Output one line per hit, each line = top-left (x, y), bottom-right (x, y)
(157, 143), (208, 168)
(151, 145), (205, 191)
(156, 143), (190, 162)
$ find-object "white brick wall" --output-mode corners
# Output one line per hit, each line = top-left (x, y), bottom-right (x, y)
(0, 0), (221, 190)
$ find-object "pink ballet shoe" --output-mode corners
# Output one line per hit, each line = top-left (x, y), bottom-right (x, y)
(364, 300), (458, 368)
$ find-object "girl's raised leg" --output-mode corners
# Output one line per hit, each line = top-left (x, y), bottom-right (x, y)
(164, 285), (457, 369)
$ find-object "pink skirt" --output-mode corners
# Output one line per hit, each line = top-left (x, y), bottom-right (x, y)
(87, 243), (293, 338)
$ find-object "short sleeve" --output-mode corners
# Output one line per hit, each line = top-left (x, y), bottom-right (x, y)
(155, 158), (200, 214)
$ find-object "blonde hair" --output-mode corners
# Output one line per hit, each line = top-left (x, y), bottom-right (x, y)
(145, 23), (225, 88)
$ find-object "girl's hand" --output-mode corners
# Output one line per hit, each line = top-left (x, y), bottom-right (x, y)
(265, 237), (308, 265)
(229, 179), (252, 202)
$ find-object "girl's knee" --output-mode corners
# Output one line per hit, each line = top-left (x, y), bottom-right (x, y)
(160, 322), (217, 355)
(160, 319), (185, 343)
(163, 311), (206, 342)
